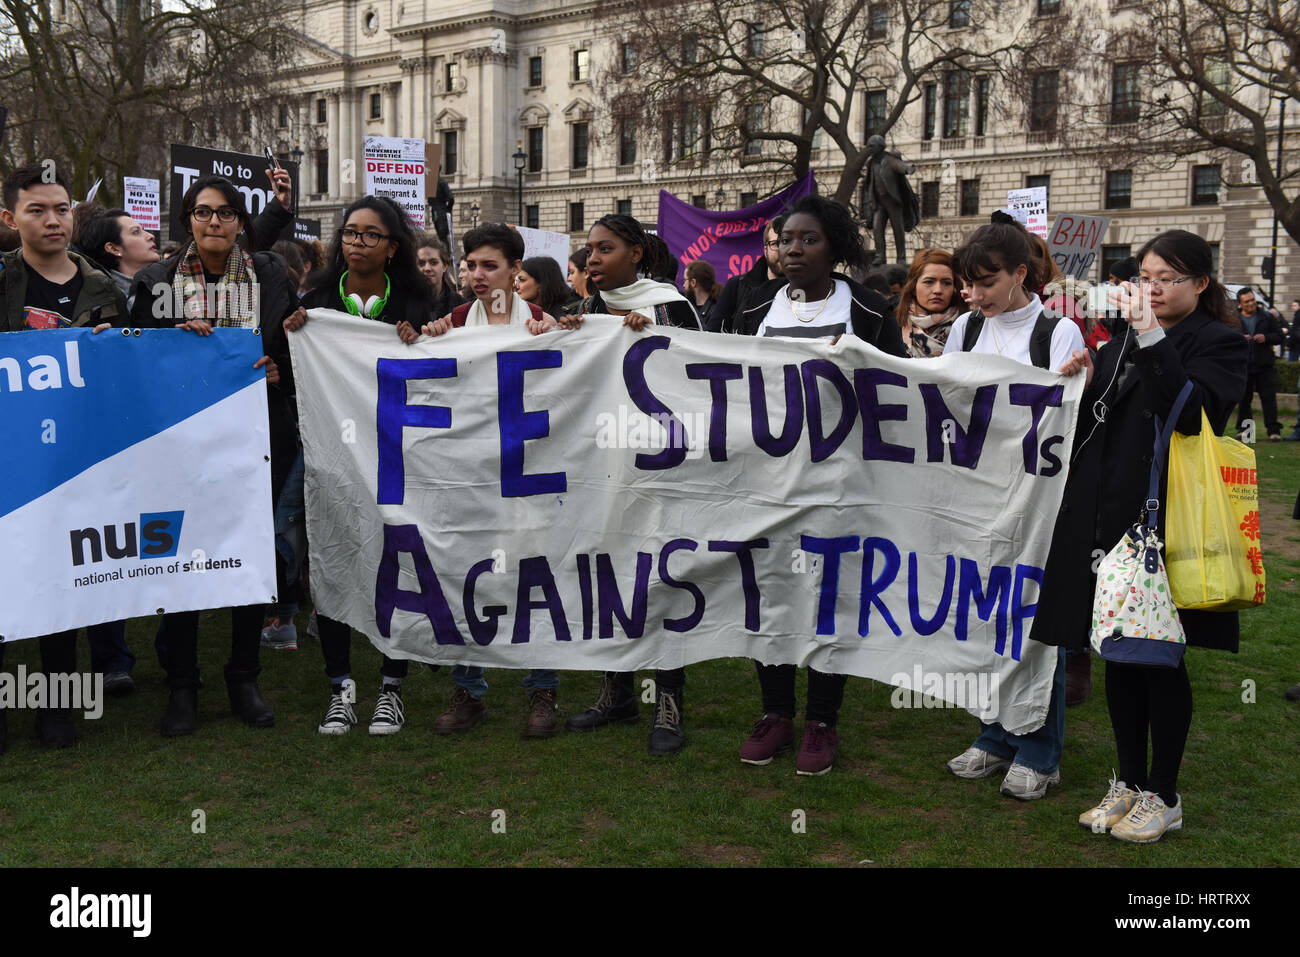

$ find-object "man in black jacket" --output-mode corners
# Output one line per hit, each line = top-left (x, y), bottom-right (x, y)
(1235, 288), (1283, 441)
(712, 217), (786, 334)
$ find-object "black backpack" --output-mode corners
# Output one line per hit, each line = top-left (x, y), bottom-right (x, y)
(961, 308), (1059, 370)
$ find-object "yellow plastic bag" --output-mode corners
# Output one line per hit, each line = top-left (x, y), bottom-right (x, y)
(1165, 410), (1265, 611)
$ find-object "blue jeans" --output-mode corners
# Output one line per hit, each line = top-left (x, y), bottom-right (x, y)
(972, 647), (1067, 773)
(450, 666), (558, 697)
(274, 449), (306, 587)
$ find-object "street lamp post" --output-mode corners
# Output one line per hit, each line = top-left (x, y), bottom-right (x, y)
(290, 144), (304, 215)
(470, 200), (480, 229)
(513, 142), (526, 224)
(715, 188), (725, 209)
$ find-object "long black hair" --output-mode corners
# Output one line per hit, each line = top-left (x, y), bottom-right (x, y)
(589, 213), (672, 282)
(1136, 229), (1237, 328)
(77, 208), (129, 272)
(519, 256), (571, 316)
(416, 234), (460, 298)
(782, 195), (869, 273)
(179, 175), (256, 252)
(321, 195), (433, 303)
(952, 210), (1043, 289)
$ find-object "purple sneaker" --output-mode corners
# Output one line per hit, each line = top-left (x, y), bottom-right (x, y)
(740, 713), (795, 765)
(796, 722), (839, 776)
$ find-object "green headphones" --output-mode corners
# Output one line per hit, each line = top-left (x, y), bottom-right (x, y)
(340, 271), (391, 318)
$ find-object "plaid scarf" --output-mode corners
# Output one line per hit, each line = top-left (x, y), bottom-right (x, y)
(170, 241), (259, 328)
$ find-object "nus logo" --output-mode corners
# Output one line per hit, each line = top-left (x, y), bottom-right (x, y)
(69, 511), (184, 567)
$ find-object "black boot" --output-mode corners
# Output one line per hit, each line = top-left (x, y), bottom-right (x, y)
(35, 707), (76, 749)
(648, 685), (685, 756)
(161, 687), (198, 737)
(564, 673), (638, 731)
(225, 668), (274, 728)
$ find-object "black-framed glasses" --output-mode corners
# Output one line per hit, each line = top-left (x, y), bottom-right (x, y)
(192, 206), (238, 223)
(1131, 275), (1195, 289)
(341, 227), (391, 247)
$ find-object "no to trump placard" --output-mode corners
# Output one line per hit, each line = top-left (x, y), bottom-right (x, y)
(289, 312), (1084, 733)
(0, 328), (276, 640)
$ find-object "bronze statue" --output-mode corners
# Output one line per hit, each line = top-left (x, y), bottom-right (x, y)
(863, 135), (920, 265)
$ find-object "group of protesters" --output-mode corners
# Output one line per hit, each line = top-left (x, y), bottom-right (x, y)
(0, 154), (1269, 844)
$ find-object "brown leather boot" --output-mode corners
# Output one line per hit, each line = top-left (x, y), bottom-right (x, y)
(435, 686), (485, 734)
(524, 688), (558, 738)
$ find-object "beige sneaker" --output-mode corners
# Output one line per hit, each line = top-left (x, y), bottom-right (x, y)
(1111, 791), (1183, 844)
(946, 746), (1012, 779)
(1079, 774), (1139, 832)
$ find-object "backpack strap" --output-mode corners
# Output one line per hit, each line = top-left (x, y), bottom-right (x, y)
(960, 311), (985, 351)
(1028, 309), (1059, 370)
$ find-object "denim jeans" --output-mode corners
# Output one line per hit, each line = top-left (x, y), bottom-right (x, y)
(450, 666), (559, 697)
(273, 449), (306, 588)
(971, 647), (1067, 773)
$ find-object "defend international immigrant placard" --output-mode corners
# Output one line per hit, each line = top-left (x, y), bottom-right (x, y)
(289, 310), (1085, 734)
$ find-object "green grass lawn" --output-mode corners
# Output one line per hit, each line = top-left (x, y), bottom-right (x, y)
(2, 418), (1298, 868)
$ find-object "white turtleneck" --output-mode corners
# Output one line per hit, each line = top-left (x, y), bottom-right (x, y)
(943, 293), (1083, 369)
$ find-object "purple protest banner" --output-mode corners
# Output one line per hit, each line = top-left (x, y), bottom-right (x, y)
(658, 172), (816, 284)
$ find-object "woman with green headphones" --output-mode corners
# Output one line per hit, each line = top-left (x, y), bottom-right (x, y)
(286, 195), (438, 736)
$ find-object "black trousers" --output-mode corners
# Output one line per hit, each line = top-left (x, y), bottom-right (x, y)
(161, 606), (263, 690)
(754, 662), (847, 726)
(315, 614), (436, 683)
(0, 631), (78, 677)
(1237, 366), (1280, 437)
(1105, 658), (1193, 806)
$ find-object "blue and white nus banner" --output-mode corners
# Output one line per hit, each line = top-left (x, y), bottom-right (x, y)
(291, 311), (1084, 733)
(0, 328), (276, 640)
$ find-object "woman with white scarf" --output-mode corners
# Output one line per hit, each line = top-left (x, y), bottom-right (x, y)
(895, 248), (962, 358)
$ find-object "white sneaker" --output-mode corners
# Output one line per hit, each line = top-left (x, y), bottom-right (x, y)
(369, 688), (405, 736)
(1079, 774), (1139, 832)
(317, 688), (356, 735)
(946, 746), (1012, 779)
(1000, 762), (1061, 800)
(1111, 791), (1183, 843)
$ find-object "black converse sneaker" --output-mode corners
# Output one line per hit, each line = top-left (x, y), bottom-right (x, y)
(318, 683), (356, 736)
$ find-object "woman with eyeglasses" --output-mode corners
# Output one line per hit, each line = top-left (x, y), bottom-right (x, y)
(1035, 230), (1246, 843)
(129, 174), (301, 737)
(284, 196), (440, 736)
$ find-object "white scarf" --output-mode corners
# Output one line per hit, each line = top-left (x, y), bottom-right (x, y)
(464, 291), (533, 327)
(600, 278), (688, 312)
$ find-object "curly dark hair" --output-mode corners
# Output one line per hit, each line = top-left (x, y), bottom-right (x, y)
(781, 195), (869, 273)
(463, 222), (525, 262)
(319, 194), (433, 302)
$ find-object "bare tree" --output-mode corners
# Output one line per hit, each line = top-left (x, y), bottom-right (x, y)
(597, 0), (1043, 209)
(0, 0), (297, 203)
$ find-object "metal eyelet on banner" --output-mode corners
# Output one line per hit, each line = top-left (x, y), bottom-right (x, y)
(120, 328), (131, 337)
(133, 328), (142, 337)
(253, 328), (261, 336)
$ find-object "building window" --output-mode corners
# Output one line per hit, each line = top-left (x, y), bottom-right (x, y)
(740, 191), (758, 208)
(369, 93), (382, 119)
(241, 109), (252, 133)
(617, 199), (633, 217)
(868, 3), (887, 38)
(1029, 70), (1058, 132)
(443, 131), (458, 175)
(921, 181), (940, 218)
(682, 38), (698, 64)
(747, 23), (764, 57)
(960, 178), (980, 216)
(1026, 174), (1050, 193)
(1111, 63), (1140, 124)
(528, 56), (543, 88)
(1192, 163), (1221, 205)
(572, 122), (589, 169)
(745, 103), (764, 155)
(618, 120), (639, 165)
(864, 90), (887, 139)
(621, 40), (638, 74)
(1208, 241), (1220, 277)
(526, 127), (544, 173)
(1100, 245), (1133, 280)
(974, 76), (989, 136)
(315, 149), (329, 194)
(949, 0), (970, 28)
(316, 98), (327, 124)
(1037, 0), (1061, 15)
(922, 82), (936, 141)
(1105, 170), (1131, 209)
(278, 104), (291, 128)
(691, 194), (707, 208)
(525, 204), (539, 229)
(1202, 59), (1229, 117)
(569, 201), (585, 232)
(445, 60), (460, 90)
(573, 48), (589, 82)
(943, 70), (970, 138)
